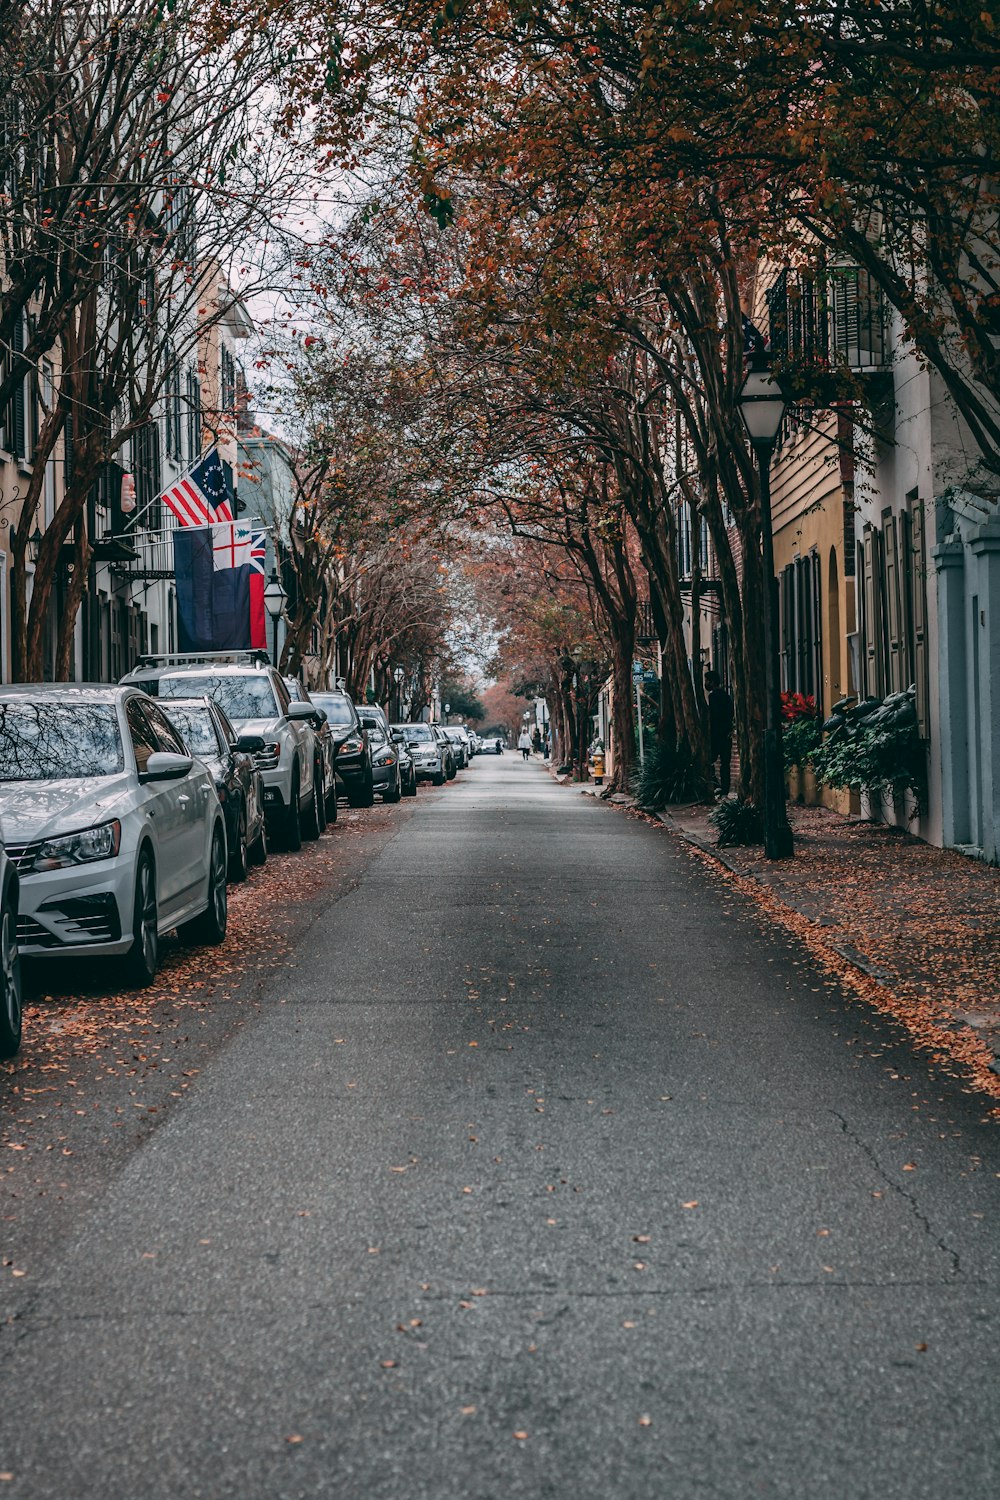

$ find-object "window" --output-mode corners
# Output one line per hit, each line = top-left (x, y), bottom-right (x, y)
(125, 699), (157, 775)
(164, 357), (183, 461)
(1, 312), (30, 461)
(145, 702), (188, 755)
(779, 553), (823, 707)
(221, 346), (237, 417)
(185, 369), (202, 462)
(133, 422), (162, 531)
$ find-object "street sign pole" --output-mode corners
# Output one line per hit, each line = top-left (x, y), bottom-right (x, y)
(635, 678), (645, 765)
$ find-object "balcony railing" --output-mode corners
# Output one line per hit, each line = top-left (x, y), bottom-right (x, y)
(767, 265), (889, 374)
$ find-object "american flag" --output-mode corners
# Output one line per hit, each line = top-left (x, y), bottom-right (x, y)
(161, 448), (234, 527)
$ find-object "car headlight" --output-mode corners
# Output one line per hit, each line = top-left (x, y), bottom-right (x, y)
(339, 735), (363, 754)
(255, 741), (281, 770)
(34, 820), (122, 871)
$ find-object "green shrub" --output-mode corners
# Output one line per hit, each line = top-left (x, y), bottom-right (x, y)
(632, 737), (710, 808)
(783, 715), (821, 772)
(811, 716), (925, 804)
(709, 797), (764, 847)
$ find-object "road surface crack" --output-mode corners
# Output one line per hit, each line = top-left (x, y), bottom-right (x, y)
(831, 1109), (961, 1278)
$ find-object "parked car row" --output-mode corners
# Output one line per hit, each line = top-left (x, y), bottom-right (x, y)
(0, 654), (483, 1058)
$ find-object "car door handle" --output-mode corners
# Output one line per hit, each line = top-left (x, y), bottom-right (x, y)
(178, 795), (190, 806)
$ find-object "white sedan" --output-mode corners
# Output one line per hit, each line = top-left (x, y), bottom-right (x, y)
(0, 685), (229, 986)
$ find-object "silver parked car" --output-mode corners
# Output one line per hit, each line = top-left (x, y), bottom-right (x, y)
(0, 685), (228, 987)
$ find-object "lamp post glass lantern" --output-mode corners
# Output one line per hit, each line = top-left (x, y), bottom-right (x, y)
(263, 569), (287, 665)
(737, 364), (794, 859)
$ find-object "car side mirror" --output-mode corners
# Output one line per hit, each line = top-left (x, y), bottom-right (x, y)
(236, 734), (266, 753)
(287, 702), (314, 721)
(407, 740), (421, 749)
(313, 708), (328, 726)
(141, 751), (193, 782)
(392, 731), (405, 743)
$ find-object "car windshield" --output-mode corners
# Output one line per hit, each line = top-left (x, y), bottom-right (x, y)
(399, 724), (432, 742)
(159, 673), (278, 722)
(312, 695), (355, 726)
(164, 706), (218, 757)
(0, 701), (124, 781)
(367, 725), (387, 745)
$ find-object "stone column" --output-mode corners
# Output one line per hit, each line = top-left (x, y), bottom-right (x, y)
(932, 536), (970, 848)
(968, 522), (1000, 862)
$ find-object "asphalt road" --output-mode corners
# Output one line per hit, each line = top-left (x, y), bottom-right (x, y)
(3, 755), (998, 1498)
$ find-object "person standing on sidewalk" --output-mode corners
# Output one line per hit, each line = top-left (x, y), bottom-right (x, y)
(531, 725), (542, 754)
(705, 670), (734, 797)
(517, 728), (532, 760)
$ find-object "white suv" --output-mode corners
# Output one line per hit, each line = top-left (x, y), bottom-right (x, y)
(0, 685), (227, 986)
(122, 655), (321, 851)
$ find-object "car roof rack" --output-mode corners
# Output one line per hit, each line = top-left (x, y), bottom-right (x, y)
(132, 649), (272, 669)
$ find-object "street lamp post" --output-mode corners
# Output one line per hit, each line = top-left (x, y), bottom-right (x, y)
(262, 568), (288, 667)
(737, 362), (794, 860)
(393, 665), (405, 721)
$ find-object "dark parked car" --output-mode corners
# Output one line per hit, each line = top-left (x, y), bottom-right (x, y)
(433, 725), (457, 780)
(390, 728), (418, 796)
(161, 697), (268, 881)
(442, 726), (469, 769)
(310, 690), (374, 808)
(365, 722), (402, 802)
(283, 677), (337, 824)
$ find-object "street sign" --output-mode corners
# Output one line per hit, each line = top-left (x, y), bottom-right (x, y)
(632, 660), (643, 680)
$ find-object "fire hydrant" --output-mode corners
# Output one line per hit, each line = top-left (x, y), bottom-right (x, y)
(590, 748), (605, 784)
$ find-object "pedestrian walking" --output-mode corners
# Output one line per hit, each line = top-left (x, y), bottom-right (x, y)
(517, 729), (532, 760)
(705, 670), (734, 797)
(531, 726), (542, 754)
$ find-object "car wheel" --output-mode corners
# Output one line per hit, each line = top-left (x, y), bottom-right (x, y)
(316, 763), (328, 832)
(404, 772), (417, 797)
(302, 772), (322, 839)
(325, 783), (338, 825)
(124, 850), (159, 988)
(384, 768), (402, 803)
(432, 771), (445, 786)
(248, 815), (268, 866)
(284, 769), (302, 851)
(228, 800), (249, 883)
(348, 774), (375, 808)
(0, 887), (23, 1060)
(180, 825), (228, 946)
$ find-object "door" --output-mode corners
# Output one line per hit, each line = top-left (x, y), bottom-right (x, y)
(126, 698), (191, 920)
(145, 700), (213, 908)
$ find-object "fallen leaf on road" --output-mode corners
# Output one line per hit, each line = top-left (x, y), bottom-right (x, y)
(380, 1360), (396, 1369)
(682, 1201), (699, 1210)
(513, 1431), (528, 1441)
(902, 1162), (917, 1171)
(623, 1320), (636, 1329)
(461, 1406), (477, 1415)
(633, 1261), (647, 1271)
(638, 1415), (652, 1428)
(633, 1235), (650, 1244)
(285, 1434), (304, 1444)
(389, 1166), (407, 1174)
(916, 1342), (928, 1352)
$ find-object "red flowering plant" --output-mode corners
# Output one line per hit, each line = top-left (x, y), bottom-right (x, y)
(781, 692), (817, 723)
(780, 694), (820, 770)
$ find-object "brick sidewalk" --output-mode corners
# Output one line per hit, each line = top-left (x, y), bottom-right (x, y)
(653, 799), (1000, 1104)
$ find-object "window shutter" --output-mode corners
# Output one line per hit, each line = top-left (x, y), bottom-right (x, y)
(909, 499), (929, 735)
(11, 315), (26, 461)
(862, 529), (878, 694)
(883, 514), (902, 692)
